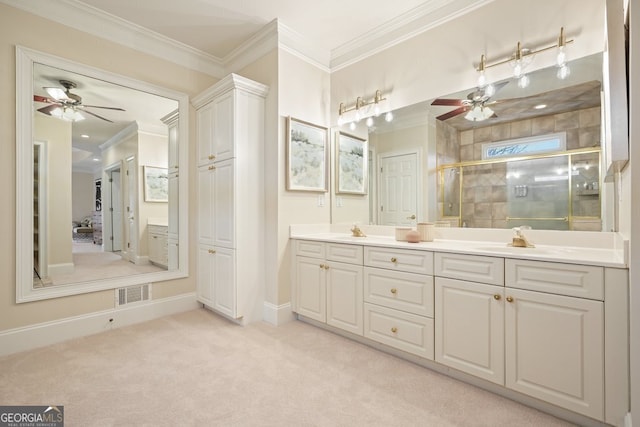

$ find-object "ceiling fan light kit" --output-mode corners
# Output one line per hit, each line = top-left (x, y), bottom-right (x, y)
(337, 89), (392, 128)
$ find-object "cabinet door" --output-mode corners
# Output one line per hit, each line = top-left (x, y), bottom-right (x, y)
(295, 256), (326, 322)
(213, 91), (234, 161)
(213, 159), (235, 248)
(326, 261), (363, 335)
(168, 173), (179, 240)
(435, 277), (504, 384)
(196, 245), (215, 306)
(196, 103), (215, 166)
(213, 246), (237, 319)
(168, 121), (179, 175)
(505, 288), (604, 420)
(197, 166), (215, 245)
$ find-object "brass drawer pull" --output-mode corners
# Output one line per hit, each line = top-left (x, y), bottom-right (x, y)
(506, 296), (514, 303)
(390, 288), (397, 294)
(390, 257), (397, 263)
(208, 165), (216, 170)
(208, 154), (215, 160)
(493, 294), (501, 300)
(208, 249), (216, 254)
(391, 327), (398, 333)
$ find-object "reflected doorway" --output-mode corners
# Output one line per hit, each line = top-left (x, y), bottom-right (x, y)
(378, 152), (418, 225)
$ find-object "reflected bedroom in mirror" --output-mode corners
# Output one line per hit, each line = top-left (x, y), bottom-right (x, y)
(30, 58), (179, 289)
(343, 52), (608, 232)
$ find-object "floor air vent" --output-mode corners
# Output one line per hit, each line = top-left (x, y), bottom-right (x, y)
(116, 284), (151, 307)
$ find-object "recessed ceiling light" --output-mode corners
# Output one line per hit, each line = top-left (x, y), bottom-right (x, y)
(92, 158), (100, 162)
(534, 104), (547, 110)
(81, 134), (90, 138)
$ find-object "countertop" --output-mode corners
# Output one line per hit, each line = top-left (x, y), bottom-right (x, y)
(290, 232), (627, 268)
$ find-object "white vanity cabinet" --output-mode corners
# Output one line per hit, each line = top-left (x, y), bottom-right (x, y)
(294, 240), (364, 335)
(193, 74), (268, 324)
(147, 224), (168, 268)
(363, 247), (434, 359)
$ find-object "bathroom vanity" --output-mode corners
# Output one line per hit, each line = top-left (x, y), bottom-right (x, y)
(290, 225), (629, 426)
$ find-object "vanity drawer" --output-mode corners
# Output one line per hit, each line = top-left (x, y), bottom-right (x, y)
(435, 252), (504, 286)
(364, 303), (434, 360)
(364, 267), (433, 317)
(364, 247), (433, 275)
(148, 224), (168, 235)
(327, 243), (363, 265)
(296, 240), (325, 259)
(506, 259), (604, 300)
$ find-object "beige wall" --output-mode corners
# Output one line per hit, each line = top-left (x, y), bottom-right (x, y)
(34, 114), (73, 268)
(0, 3), (216, 331)
(72, 172), (95, 222)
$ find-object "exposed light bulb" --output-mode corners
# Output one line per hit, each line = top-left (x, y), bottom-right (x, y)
(557, 46), (567, 67)
(517, 74), (530, 89)
(477, 71), (486, 88)
(337, 115), (344, 126)
(354, 110), (361, 122)
(384, 111), (393, 122)
(512, 62), (523, 78)
(484, 84), (495, 97)
(366, 117), (374, 127)
(557, 64), (570, 80)
(373, 104), (381, 116)
(349, 122), (356, 131)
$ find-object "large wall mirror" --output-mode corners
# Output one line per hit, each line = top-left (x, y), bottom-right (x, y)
(333, 52), (615, 232)
(16, 46), (189, 303)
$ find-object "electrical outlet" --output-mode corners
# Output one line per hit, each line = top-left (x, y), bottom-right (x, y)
(317, 194), (324, 207)
(336, 196), (343, 207)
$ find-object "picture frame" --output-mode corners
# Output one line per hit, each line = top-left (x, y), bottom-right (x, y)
(143, 166), (169, 202)
(336, 131), (368, 195)
(286, 116), (328, 192)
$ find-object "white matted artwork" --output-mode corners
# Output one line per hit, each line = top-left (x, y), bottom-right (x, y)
(336, 131), (368, 195)
(286, 116), (328, 192)
(143, 166), (168, 202)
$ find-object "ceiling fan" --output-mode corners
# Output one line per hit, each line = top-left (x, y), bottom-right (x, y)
(431, 81), (509, 122)
(33, 79), (125, 123)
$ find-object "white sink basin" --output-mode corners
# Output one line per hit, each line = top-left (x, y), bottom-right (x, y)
(472, 246), (563, 255)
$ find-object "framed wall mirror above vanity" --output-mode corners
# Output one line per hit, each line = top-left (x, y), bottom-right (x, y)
(16, 46), (190, 303)
(332, 52), (618, 232)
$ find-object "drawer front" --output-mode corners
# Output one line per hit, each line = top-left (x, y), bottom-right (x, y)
(295, 240), (325, 259)
(148, 224), (168, 235)
(435, 252), (504, 286)
(506, 259), (604, 300)
(327, 243), (363, 265)
(364, 303), (434, 360)
(364, 267), (433, 317)
(364, 247), (433, 275)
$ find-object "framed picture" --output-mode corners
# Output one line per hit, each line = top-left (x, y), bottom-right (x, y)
(286, 116), (328, 192)
(336, 132), (368, 195)
(143, 166), (169, 202)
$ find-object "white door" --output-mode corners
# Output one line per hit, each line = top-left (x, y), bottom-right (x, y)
(110, 169), (123, 252)
(213, 246), (236, 318)
(435, 277), (505, 385)
(326, 261), (363, 335)
(197, 244), (214, 306)
(213, 159), (234, 249)
(379, 152), (418, 225)
(295, 256), (326, 322)
(505, 288), (604, 419)
(125, 157), (137, 263)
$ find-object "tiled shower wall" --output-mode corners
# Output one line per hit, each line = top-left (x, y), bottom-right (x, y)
(437, 106), (601, 229)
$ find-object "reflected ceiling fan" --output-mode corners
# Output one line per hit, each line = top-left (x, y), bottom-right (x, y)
(34, 79), (125, 123)
(431, 81), (509, 122)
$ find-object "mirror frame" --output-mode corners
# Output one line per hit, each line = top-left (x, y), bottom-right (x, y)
(16, 46), (189, 303)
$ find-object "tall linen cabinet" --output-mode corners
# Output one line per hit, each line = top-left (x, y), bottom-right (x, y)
(192, 74), (268, 324)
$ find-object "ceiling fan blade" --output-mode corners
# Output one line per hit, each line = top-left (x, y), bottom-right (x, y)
(81, 105), (126, 111)
(34, 95), (59, 104)
(436, 106), (468, 121)
(36, 104), (60, 116)
(82, 109), (114, 123)
(43, 86), (70, 101)
(431, 98), (465, 106)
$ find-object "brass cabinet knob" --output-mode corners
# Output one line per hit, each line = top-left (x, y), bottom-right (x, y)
(208, 154), (215, 160)
(208, 165), (215, 170)
(506, 296), (514, 303)
(319, 264), (325, 269)
(390, 288), (397, 294)
(391, 327), (398, 333)
(493, 294), (501, 300)
(208, 249), (216, 254)
(390, 257), (397, 263)
(324, 265), (330, 270)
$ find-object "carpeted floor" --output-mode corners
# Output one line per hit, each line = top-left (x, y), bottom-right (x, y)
(0, 309), (575, 426)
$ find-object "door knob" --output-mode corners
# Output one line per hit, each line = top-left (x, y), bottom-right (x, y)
(406, 214), (416, 220)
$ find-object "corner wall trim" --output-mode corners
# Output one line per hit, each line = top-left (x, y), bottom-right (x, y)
(0, 293), (199, 357)
(263, 301), (294, 326)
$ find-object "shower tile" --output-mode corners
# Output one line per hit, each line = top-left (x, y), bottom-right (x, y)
(474, 186), (492, 203)
(531, 116), (555, 135)
(555, 111), (580, 130)
(566, 129), (580, 150)
(460, 130), (474, 146)
(474, 202), (492, 218)
(579, 126), (601, 148)
(473, 126), (492, 143)
(491, 123), (511, 141)
(510, 119), (532, 138)
(491, 185), (507, 202)
(474, 219), (492, 229)
(580, 107), (601, 128)
(460, 145), (474, 161)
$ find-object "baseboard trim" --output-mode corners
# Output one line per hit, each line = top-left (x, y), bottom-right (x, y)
(48, 262), (75, 275)
(263, 301), (294, 325)
(0, 293), (199, 357)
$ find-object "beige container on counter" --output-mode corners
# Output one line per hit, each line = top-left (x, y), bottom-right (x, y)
(395, 227), (412, 241)
(417, 222), (434, 242)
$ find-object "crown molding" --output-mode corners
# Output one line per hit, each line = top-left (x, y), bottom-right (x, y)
(192, 73), (269, 109)
(1, 0), (226, 78)
(330, 0), (496, 71)
(223, 19), (280, 74)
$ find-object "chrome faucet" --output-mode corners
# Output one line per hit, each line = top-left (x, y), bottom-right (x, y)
(510, 226), (534, 248)
(350, 224), (366, 237)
